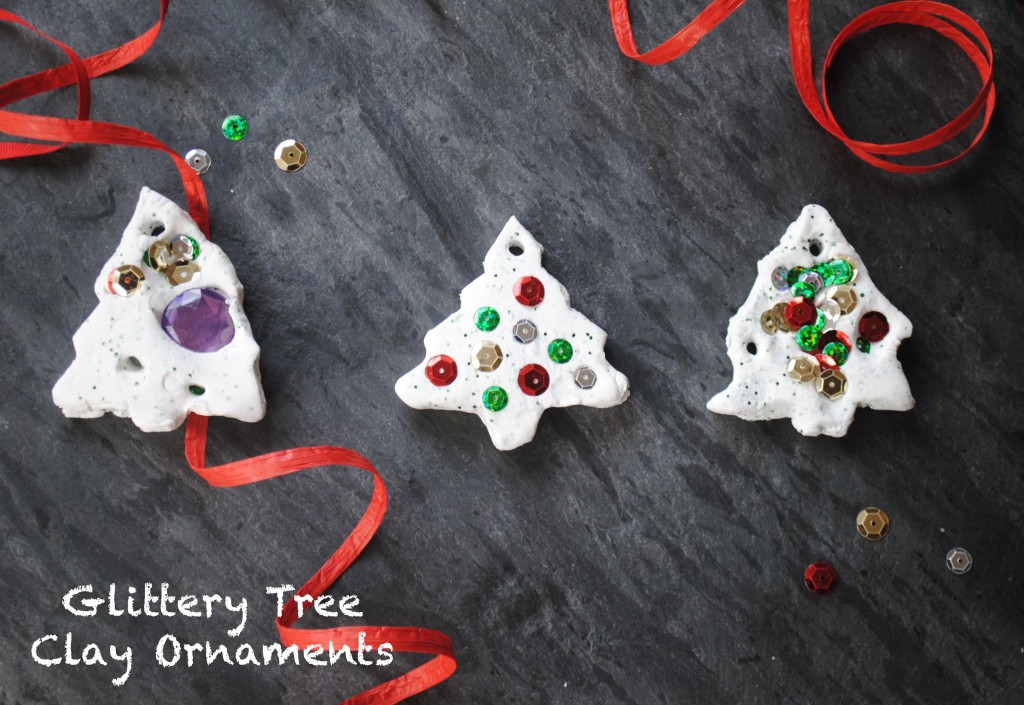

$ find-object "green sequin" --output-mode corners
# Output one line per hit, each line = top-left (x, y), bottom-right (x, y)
(474, 307), (500, 332)
(796, 325), (820, 352)
(822, 342), (849, 366)
(185, 236), (200, 259)
(188, 385), (206, 395)
(790, 281), (815, 299)
(222, 115), (249, 141)
(548, 339), (574, 364)
(482, 386), (508, 412)
(856, 337), (871, 353)
(812, 309), (827, 331)
(829, 259), (853, 285)
(142, 251), (153, 268)
(814, 262), (837, 287)
(786, 266), (806, 287)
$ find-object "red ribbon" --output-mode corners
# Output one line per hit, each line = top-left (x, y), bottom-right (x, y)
(0, 4), (456, 703)
(609, 0), (995, 173)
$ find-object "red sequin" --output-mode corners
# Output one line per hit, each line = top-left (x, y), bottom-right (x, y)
(814, 353), (838, 371)
(513, 276), (545, 307)
(784, 297), (817, 330)
(859, 311), (890, 343)
(518, 363), (550, 396)
(804, 562), (837, 594)
(425, 355), (458, 386)
(818, 330), (852, 353)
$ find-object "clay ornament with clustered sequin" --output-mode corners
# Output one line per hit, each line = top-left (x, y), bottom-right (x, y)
(52, 188), (265, 432)
(708, 205), (913, 436)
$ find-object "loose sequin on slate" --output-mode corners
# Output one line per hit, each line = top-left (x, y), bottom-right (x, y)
(274, 139), (307, 172)
(946, 547), (972, 574)
(222, 115), (249, 141)
(804, 562), (837, 594)
(185, 148), (211, 175)
(856, 507), (890, 540)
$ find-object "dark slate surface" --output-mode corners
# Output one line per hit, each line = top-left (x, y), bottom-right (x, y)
(1, 1), (1022, 703)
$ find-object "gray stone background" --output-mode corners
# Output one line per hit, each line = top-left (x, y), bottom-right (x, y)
(1, 1), (1022, 703)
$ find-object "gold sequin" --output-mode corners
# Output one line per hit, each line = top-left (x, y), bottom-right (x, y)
(816, 368), (847, 400)
(107, 264), (145, 296)
(837, 255), (858, 284)
(148, 240), (174, 272)
(787, 355), (819, 383)
(274, 139), (308, 172)
(471, 341), (503, 372)
(167, 261), (201, 286)
(856, 507), (890, 541)
(825, 284), (857, 315)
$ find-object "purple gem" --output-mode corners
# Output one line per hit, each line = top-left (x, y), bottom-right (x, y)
(161, 288), (235, 353)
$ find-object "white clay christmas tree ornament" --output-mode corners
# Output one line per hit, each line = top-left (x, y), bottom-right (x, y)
(53, 188), (265, 432)
(707, 205), (913, 436)
(395, 216), (629, 450)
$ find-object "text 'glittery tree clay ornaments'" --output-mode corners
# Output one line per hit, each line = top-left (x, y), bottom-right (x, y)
(707, 205), (913, 437)
(52, 188), (265, 432)
(395, 217), (629, 450)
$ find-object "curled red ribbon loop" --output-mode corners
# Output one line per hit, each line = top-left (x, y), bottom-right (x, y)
(0, 1), (208, 233)
(609, 0), (995, 173)
(185, 415), (457, 705)
(1, 4), (456, 703)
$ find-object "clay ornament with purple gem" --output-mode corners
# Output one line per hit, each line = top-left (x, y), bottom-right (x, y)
(52, 188), (265, 431)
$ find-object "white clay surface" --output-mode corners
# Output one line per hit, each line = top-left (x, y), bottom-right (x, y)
(52, 188), (266, 432)
(395, 216), (629, 451)
(707, 205), (913, 436)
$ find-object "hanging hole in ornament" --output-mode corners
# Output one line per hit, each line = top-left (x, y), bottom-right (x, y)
(508, 242), (524, 256)
(809, 239), (822, 256)
(118, 355), (144, 372)
(151, 224), (165, 238)
(746, 342), (757, 355)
